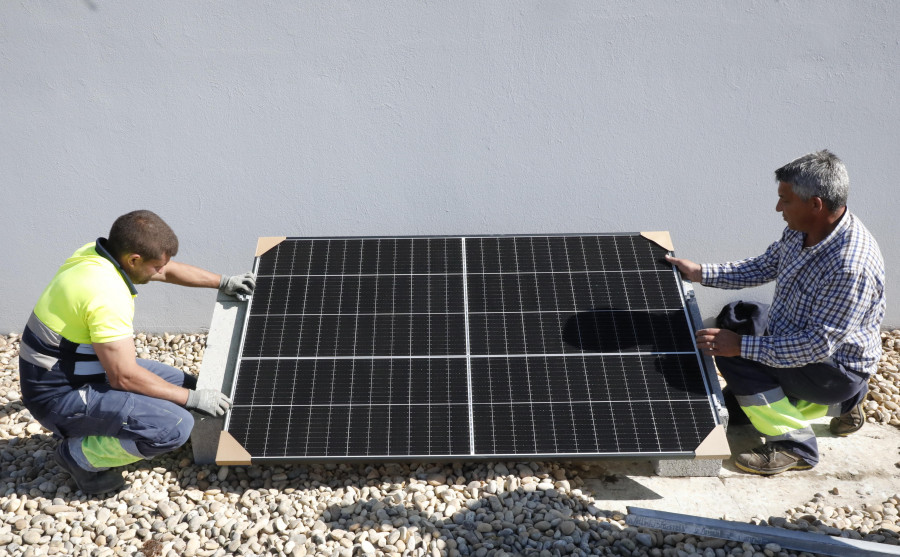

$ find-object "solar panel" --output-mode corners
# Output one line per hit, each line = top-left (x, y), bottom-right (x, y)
(220, 233), (725, 463)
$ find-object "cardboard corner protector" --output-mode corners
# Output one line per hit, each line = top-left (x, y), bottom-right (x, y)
(694, 424), (731, 460)
(640, 231), (674, 252)
(216, 430), (252, 465)
(255, 236), (287, 257)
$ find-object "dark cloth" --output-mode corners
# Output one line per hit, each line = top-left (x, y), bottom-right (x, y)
(716, 300), (769, 336)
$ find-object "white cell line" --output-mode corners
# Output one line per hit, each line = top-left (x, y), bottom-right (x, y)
(321, 240), (350, 457)
(289, 238), (316, 435)
(479, 240), (502, 452)
(235, 398), (702, 408)
(364, 239), (382, 456)
(573, 236), (602, 450)
(558, 237), (584, 451)
(443, 240), (455, 443)
(628, 237), (663, 453)
(249, 241), (283, 454)
(256, 269), (668, 278)
(249, 308), (678, 319)
(405, 240), (416, 455)
(306, 239), (333, 456)
(268, 240), (300, 458)
(343, 242), (366, 456)
(595, 235), (623, 451)
(514, 237), (540, 451)
(248, 450), (691, 461)
(423, 241), (433, 455)
(534, 237), (559, 454)
(239, 351), (697, 361)
(460, 238), (476, 455)
(385, 241), (399, 455)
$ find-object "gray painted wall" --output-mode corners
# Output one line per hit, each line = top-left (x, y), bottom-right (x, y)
(3, 1), (898, 333)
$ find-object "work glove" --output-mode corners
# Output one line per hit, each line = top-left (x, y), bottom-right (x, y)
(185, 388), (233, 417)
(219, 272), (256, 298)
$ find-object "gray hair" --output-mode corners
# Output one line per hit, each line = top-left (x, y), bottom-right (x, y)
(774, 150), (849, 212)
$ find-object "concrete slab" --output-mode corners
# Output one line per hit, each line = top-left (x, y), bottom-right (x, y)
(191, 292), (246, 464)
(580, 421), (900, 522)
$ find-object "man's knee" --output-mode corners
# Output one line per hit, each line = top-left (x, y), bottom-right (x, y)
(714, 356), (779, 395)
(159, 407), (194, 451)
(127, 401), (194, 457)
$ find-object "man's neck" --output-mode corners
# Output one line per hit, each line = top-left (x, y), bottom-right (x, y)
(804, 206), (847, 247)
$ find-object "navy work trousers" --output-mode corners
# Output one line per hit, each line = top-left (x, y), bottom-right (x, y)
(716, 355), (868, 465)
(22, 359), (195, 462)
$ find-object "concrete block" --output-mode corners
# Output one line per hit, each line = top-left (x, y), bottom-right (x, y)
(654, 458), (722, 477)
(191, 292), (247, 464)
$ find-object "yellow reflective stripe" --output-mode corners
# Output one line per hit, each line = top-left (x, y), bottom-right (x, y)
(795, 400), (829, 420)
(741, 397), (810, 437)
(81, 436), (142, 468)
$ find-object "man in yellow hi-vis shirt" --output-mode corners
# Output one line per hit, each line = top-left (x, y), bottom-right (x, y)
(19, 210), (255, 494)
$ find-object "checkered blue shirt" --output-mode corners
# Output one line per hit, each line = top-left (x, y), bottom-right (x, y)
(701, 211), (885, 374)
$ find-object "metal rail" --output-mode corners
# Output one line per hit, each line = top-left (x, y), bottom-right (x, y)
(626, 506), (900, 557)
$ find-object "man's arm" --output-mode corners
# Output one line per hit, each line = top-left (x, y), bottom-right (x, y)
(150, 260), (255, 297)
(94, 338), (190, 404)
(94, 338), (233, 415)
(149, 260), (220, 288)
(743, 269), (880, 368)
(666, 236), (786, 289)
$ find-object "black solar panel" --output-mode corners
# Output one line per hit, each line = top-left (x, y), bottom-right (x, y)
(223, 234), (721, 462)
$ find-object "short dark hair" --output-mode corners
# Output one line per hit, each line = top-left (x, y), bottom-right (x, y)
(775, 150), (849, 212)
(106, 210), (179, 261)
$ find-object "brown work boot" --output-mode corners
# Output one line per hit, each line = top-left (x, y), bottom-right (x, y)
(54, 442), (125, 495)
(734, 444), (813, 475)
(829, 402), (865, 436)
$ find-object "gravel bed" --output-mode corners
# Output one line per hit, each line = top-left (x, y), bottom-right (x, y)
(1, 330), (899, 557)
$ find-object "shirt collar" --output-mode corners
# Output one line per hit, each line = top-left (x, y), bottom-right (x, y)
(95, 238), (138, 296)
(802, 209), (852, 254)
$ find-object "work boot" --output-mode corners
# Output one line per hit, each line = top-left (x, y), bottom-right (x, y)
(54, 442), (125, 495)
(734, 444), (813, 475)
(829, 402), (865, 436)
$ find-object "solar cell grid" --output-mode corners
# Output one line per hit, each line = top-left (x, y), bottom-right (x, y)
(224, 233), (721, 462)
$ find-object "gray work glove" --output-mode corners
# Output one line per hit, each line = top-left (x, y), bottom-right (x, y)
(185, 389), (233, 417)
(219, 272), (256, 298)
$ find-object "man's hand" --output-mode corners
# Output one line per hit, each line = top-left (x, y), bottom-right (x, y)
(185, 389), (233, 417)
(665, 255), (702, 283)
(219, 272), (256, 298)
(696, 328), (742, 357)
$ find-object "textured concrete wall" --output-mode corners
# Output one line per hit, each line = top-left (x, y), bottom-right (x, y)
(2, 1), (898, 332)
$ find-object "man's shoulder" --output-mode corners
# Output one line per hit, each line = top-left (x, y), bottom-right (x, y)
(57, 243), (127, 295)
(833, 213), (884, 276)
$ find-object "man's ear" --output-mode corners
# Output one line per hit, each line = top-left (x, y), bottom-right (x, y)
(123, 253), (142, 269)
(810, 196), (825, 213)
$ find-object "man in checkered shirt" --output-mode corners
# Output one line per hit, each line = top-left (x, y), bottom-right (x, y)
(667, 150), (885, 475)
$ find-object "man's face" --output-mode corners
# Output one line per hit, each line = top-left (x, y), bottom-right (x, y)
(775, 181), (817, 232)
(125, 254), (170, 284)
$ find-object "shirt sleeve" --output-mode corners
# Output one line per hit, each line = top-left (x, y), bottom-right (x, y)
(701, 239), (781, 289)
(741, 268), (878, 367)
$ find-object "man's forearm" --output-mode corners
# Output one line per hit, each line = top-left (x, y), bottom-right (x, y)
(110, 362), (191, 405)
(95, 338), (191, 405)
(151, 260), (221, 288)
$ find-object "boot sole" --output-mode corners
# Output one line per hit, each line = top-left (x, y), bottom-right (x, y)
(734, 460), (814, 476)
